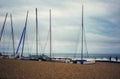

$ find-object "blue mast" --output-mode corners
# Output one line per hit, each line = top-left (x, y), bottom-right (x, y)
(15, 11), (28, 57)
(21, 11), (29, 57)
(15, 26), (26, 55)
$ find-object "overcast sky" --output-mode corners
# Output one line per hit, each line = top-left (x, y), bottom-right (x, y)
(0, 0), (120, 55)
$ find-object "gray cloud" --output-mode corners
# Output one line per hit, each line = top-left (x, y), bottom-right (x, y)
(0, 0), (120, 55)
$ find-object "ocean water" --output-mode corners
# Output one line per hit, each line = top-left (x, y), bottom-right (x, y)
(51, 53), (120, 62)
(51, 53), (120, 58)
(2, 52), (120, 62)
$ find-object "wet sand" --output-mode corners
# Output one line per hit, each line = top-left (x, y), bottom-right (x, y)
(0, 59), (120, 79)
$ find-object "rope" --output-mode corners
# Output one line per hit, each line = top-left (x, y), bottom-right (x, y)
(83, 25), (89, 58)
(40, 30), (50, 54)
(74, 26), (81, 58)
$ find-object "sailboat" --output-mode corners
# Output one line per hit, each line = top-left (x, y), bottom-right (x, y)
(17, 8), (40, 60)
(25, 8), (40, 61)
(72, 2), (95, 64)
(29, 8), (40, 60)
(40, 9), (52, 61)
(29, 8), (51, 61)
(15, 8), (51, 61)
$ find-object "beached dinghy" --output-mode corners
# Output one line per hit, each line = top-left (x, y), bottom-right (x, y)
(72, 58), (95, 64)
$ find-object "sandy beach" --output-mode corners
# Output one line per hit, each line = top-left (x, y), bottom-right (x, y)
(0, 59), (120, 79)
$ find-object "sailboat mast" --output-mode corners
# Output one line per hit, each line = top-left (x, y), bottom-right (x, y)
(36, 8), (38, 56)
(21, 11), (29, 57)
(81, 2), (84, 61)
(0, 13), (8, 41)
(49, 9), (52, 58)
(10, 14), (15, 56)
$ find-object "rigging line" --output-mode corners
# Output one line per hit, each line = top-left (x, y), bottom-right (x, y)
(37, 29), (42, 54)
(83, 26), (89, 58)
(74, 25), (81, 58)
(7, 34), (11, 55)
(25, 23), (31, 56)
(5, 26), (9, 54)
(24, 24), (29, 56)
(42, 29), (50, 54)
(26, 36), (30, 56)
(38, 38), (42, 54)
(2, 23), (7, 54)
(0, 13), (8, 42)
(83, 23), (88, 57)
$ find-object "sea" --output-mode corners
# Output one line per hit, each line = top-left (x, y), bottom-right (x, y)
(51, 53), (120, 58)
(51, 53), (120, 62)
(2, 52), (120, 62)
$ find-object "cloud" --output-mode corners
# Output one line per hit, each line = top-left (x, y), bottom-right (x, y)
(0, 0), (120, 55)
